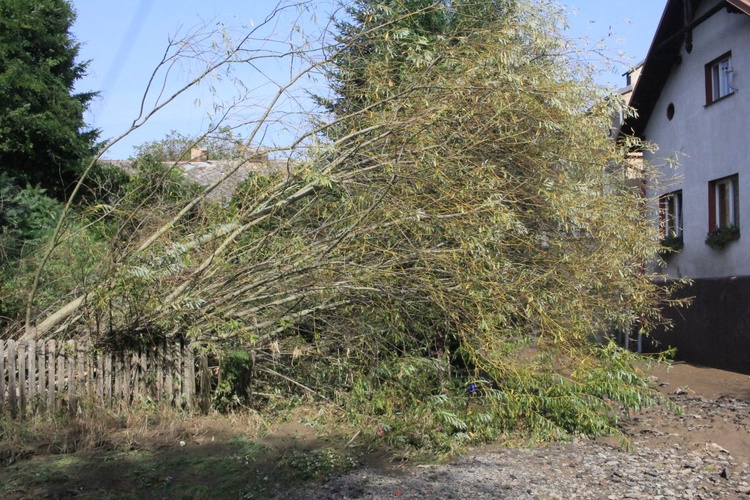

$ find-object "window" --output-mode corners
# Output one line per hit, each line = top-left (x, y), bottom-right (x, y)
(708, 174), (739, 231)
(659, 190), (683, 239)
(705, 52), (734, 104)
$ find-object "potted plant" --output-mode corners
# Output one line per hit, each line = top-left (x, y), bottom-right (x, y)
(705, 225), (740, 250)
(659, 234), (684, 256)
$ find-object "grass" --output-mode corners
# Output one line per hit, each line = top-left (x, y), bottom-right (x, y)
(0, 405), (378, 499)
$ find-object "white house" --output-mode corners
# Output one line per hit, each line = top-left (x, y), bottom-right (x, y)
(622, 0), (750, 373)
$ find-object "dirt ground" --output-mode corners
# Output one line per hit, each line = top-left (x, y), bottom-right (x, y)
(649, 362), (750, 402)
(1, 362), (749, 499)
(637, 362), (750, 463)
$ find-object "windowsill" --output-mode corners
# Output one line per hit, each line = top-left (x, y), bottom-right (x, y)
(705, 91), (736, 107)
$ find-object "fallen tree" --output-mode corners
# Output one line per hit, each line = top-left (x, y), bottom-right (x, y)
(6, 0), (688, 450)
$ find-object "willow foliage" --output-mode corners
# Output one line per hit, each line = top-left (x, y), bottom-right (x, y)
(307, 0), (683, 448)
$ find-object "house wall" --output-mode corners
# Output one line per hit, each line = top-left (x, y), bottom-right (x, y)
(644, 1), (750, 279)
(646, 276), (750, 375)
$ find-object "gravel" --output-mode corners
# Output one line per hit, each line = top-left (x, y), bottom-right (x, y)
(277, 393), (750, 499)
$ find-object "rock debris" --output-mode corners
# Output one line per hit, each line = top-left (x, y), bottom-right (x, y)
(279, 393), (750, 499)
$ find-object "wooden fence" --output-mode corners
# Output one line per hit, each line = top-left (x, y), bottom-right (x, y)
(0, 339), (203, 418)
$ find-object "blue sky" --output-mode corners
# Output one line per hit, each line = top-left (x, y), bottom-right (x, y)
(70, 0), (667, 159)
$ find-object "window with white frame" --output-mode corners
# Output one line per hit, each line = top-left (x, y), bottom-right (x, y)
(705, 52), (734, 104)
(709, 174), (739, 231)
(659, 190), (683, 239)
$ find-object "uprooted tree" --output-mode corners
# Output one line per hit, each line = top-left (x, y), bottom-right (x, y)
(5, 0), (687, 450)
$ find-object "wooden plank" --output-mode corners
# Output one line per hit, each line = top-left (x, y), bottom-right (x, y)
(96, 352), (104, 405)
(190, 346), (197, 410)
(76, 343), (84, 405)
(139, 351), (147, 401)
(144, 348), (151, 400)
(181, 344), (189, 409)
(165, 343), (173, 405)
(56, 343), (64, 411)
(37, 341), (46, 413)
(86, 342), (93, 401)
(104, 354), (112, 407)
(0, 339), (5, 412)
(174, 345), (182, 407)
(28, 340), (36, 411)
(18, 342), (26, 417)
(48, 340), (56, 411)
(156, 345), (164, 403)
(123, 353), (131, 406)
(131, 352), (139, 404)
(184, 344), (195, 410)
(113, 354), (121, 408)
(8, 340), (17, 418)
(199, 354), (211, 414)
(67, 340), (75, 412)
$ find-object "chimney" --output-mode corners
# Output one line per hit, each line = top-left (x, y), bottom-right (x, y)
(190, 147), (208, 162)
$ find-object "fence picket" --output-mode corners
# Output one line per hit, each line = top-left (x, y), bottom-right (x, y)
(1, 339), (200, 416)
(8, 340), (17, 418)
(66, 340), (74, 411)
(56, 344), (64, 411)
(157, 346), (164, 403)
(139, 351), (147, 401)
(114, 354), (121, 408)
(96, 352), (104, 405)
(175, 346), (182, 406)
(86, 343), (93, 401)
(38, 341), (46, 413)
(18, 342), (27, 417)
(123, 353), (131, 406)
(48, 340), (55, 410)
(76, 344), (84, 407)
(0, 339), (5, 412)
(105, 354), (113, 406)
(182, 344), (192, 409)
(165, 344), (173, 404)
(28, 341), (36, 411)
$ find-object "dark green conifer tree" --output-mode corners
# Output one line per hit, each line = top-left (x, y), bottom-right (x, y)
(0, 0), (98, 199)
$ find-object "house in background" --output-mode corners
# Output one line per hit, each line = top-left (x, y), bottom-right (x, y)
(101, 147), (290, 201)
(622, 0), (750, 373)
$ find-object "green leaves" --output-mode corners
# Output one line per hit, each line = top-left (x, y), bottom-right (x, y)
(0, 0), (98, 199)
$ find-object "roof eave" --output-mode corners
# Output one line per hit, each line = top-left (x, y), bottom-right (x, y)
(621, 0), (750, 139)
